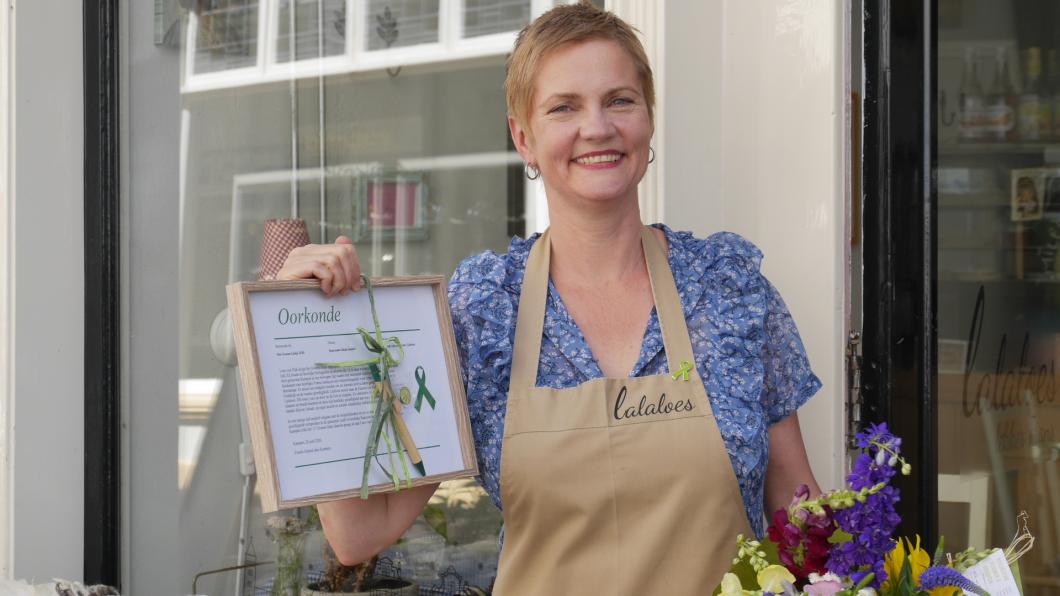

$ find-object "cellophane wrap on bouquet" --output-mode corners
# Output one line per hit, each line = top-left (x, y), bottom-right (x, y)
(717, 423), (1036, 596)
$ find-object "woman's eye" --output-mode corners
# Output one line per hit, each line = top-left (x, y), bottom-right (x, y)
(611, 97), (633, 106)
(548, 104), (570, 114)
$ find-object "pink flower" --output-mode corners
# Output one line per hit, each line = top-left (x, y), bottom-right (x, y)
(805, 573), (844, 596)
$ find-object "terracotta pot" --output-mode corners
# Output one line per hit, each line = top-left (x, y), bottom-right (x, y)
(302, 577), (418, 596)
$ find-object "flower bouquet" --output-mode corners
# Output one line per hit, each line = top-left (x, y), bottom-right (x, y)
(719, 423), (1035, 596)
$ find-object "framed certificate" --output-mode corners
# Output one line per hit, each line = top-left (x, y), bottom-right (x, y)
(226, 277), (477, 512)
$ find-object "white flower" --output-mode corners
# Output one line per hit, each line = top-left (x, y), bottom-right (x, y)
(857, 588), (877, 596)
(808, 572), (843, 585)
(721, 573), (744, 596)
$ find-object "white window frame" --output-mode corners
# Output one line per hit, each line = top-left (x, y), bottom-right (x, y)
(183, 0), (567, 93)
(266, 0), (350, 75)
(182, 0), (270, 92)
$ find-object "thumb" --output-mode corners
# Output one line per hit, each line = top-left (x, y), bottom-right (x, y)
(335, 235), (353, 245)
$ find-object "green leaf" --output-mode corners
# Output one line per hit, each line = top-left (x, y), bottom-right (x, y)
(715, 539), (782, 594)
(723, 557), (759, 594)
(1010, 560), (1024, 596)
(829, 529), (854, 545)
(422, 504), (448, 543)
(760, 538), (781, 563)
(898, 556), (916, 595)
(854, 572), (876, 591)
(932, 535), (946, 566)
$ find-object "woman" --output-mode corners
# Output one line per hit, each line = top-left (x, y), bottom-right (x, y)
(277, 3), (822, 593)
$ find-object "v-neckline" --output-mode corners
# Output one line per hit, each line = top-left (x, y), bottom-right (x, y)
(540, 225), (674, 381)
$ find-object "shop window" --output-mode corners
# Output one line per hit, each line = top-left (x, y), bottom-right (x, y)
(935, 0), (1060, 591)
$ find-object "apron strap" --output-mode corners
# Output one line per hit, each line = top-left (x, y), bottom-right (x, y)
(639, 226), (696, 375)
(510, 229), (552, 388)
(510, 226), (696, 388)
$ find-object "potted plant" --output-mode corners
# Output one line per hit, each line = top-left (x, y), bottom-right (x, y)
(266, 516), (311, 596)
(301, 506), (419, 596)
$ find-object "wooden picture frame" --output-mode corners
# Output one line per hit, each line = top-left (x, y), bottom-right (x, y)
(226, 277), (477, 512)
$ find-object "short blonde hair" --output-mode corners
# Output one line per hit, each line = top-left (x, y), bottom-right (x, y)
(505, 2), (655, 133)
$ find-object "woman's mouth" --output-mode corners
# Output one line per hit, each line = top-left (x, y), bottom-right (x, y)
(572, 152), (624, 167)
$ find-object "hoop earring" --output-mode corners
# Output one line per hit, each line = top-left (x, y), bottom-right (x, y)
(648, 147), (656, 164)
(525, 164), (540, 180)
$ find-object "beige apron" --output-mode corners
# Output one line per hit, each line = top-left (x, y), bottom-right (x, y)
(493, 226), (754, 595)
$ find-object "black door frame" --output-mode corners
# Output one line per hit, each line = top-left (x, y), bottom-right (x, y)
(861, 0), (939, 542)
(84, 0), (122, 588)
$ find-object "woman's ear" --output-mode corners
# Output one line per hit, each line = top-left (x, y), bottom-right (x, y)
(508, 115), (535, 165)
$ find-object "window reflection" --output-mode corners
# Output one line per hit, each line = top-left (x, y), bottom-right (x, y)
(938, 1), (1060, 592)
(178, 7), (526, 594)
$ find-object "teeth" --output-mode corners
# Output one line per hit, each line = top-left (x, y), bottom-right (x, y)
(575, 154), (621, 164)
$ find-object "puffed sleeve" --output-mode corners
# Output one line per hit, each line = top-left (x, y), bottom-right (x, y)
(447, 249), (518, 510)
(759, 276), (822, 425)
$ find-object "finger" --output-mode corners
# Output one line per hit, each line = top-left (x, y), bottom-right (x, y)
(338, 244), (357, 294)
(326, 254), (346, 297)
(276, 257), (320, 281)
(349, 245), (363, 291)
(312, 262), (334, 295)
(335, 235), (353, 245)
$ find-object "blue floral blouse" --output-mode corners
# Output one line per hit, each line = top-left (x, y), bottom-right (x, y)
(447, 224), (822, 537)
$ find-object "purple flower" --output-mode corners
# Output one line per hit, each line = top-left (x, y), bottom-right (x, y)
(825, 423), (904, 588)
(919, 566), (988, 596)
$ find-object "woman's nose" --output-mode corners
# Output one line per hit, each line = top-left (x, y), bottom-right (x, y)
(579, 106), (616, 140)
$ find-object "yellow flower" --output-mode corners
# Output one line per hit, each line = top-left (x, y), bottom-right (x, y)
(757, 565), (796, 594)
(881, 536), (931, 592)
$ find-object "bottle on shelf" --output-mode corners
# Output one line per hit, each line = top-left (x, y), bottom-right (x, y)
(985, 46), (1017, 142)
(1018, 46), (1048, 141)
(1048, 48), (1060, 141)
(959, 46), (986, 142)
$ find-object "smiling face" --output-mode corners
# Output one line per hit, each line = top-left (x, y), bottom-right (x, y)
(509, 38), (653, 210)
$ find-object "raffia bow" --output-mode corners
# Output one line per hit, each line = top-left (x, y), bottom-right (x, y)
(317, 276), (415, 498)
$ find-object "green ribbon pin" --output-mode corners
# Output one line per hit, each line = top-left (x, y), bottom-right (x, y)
(413, 365), (436, 412)
(672, 360), (694, 382)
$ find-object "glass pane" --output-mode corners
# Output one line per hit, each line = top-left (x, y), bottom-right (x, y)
(193, 0), (259, 73)
(365, 0), (440, 51)
(276, 0), (346, 63)
(128, 2), (526, 593)
(462, 0), (530, 38)
(937, 1), (1060, 593)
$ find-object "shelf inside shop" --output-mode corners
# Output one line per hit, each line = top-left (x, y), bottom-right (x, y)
(938, 192), (1011, 208)
(938, 242), (1006, 249)
(940, 272), (1060, 283)
(939, 141), (1060, 157)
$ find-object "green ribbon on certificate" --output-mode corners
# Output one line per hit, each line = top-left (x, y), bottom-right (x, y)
(318, 275), (417, 498)
(671, 360), (694, 382)
(413, 365), (435, 412)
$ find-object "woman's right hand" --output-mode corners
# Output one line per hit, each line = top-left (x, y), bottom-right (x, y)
(275, 235), (362, 296)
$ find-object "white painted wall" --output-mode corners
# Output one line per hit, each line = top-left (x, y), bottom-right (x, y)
(662, 0), (849, 490)
(0, 0), (12, 579)
(9, 0), (85, 582)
